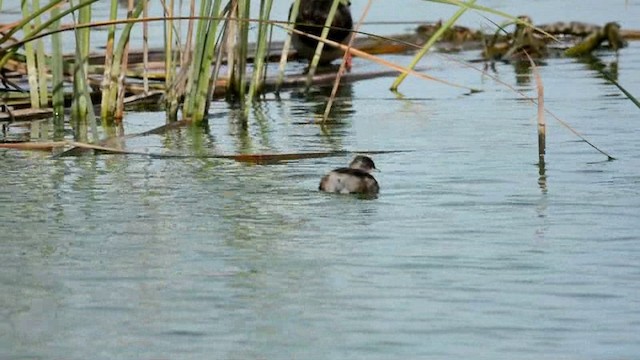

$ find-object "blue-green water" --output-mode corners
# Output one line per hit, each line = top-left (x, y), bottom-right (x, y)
(2, 1), (640, 359)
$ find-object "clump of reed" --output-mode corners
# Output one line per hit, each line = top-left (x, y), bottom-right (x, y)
(2, 0), (473, 136)
(0, 0), (623, 164)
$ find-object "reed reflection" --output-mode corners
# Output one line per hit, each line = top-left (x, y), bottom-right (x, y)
(290, 82), (354, 122)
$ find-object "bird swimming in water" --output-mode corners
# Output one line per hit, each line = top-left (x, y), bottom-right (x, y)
(319, 155), (379, 195)
(290, 0), (353, 65)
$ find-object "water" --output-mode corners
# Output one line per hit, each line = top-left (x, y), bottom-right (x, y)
(2, 1), (640, 359)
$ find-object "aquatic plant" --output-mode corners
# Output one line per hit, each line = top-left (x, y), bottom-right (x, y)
(0, 0), (629, 163)
(182, 0), (223, 123)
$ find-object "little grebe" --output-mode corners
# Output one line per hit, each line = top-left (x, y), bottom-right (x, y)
(319, 155), (379, 195)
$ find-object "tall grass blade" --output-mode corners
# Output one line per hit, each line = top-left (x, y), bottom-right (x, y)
(428, 0), (558, 40)
(391, 0), (475, 91)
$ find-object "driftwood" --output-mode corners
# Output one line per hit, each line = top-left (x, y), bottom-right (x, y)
(0, 137), (411, 164)
(0, 107), (53, 122)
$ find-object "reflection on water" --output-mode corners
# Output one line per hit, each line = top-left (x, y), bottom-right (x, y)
(578, 54), (620, 81)
(2, 19), (640, 360)
(537, 159), (548, 194)
(290, 82), (355, 121)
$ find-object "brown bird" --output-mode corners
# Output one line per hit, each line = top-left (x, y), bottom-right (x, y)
(290, 0), (353, 65)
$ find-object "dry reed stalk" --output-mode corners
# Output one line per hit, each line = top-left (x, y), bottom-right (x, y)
(182, 0), (196, 69)
(322, 0), (372, 122)
(452, 52), (613, 160)
(527, 52), (545, 163)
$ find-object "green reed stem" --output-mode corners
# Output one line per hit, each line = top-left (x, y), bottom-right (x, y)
(101, 1), (144, 124)
(245, 0), (274, 114)
(306, 0), (343, 87)
(183, 0), (211, 116)
(21, 1), (40, 108)
(229, 0), (251, 104)
(183, 0), (223, 123)
(32, 0), (49, 108)
(50, 5), (65, 135)
(70, 0), (97, 142)
(100, 0), (119, 126)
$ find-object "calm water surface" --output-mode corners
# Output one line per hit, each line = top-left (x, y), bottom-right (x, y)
(2, 1), (640, 359)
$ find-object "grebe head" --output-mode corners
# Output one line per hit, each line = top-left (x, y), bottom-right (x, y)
(348, 155), (377, 173)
